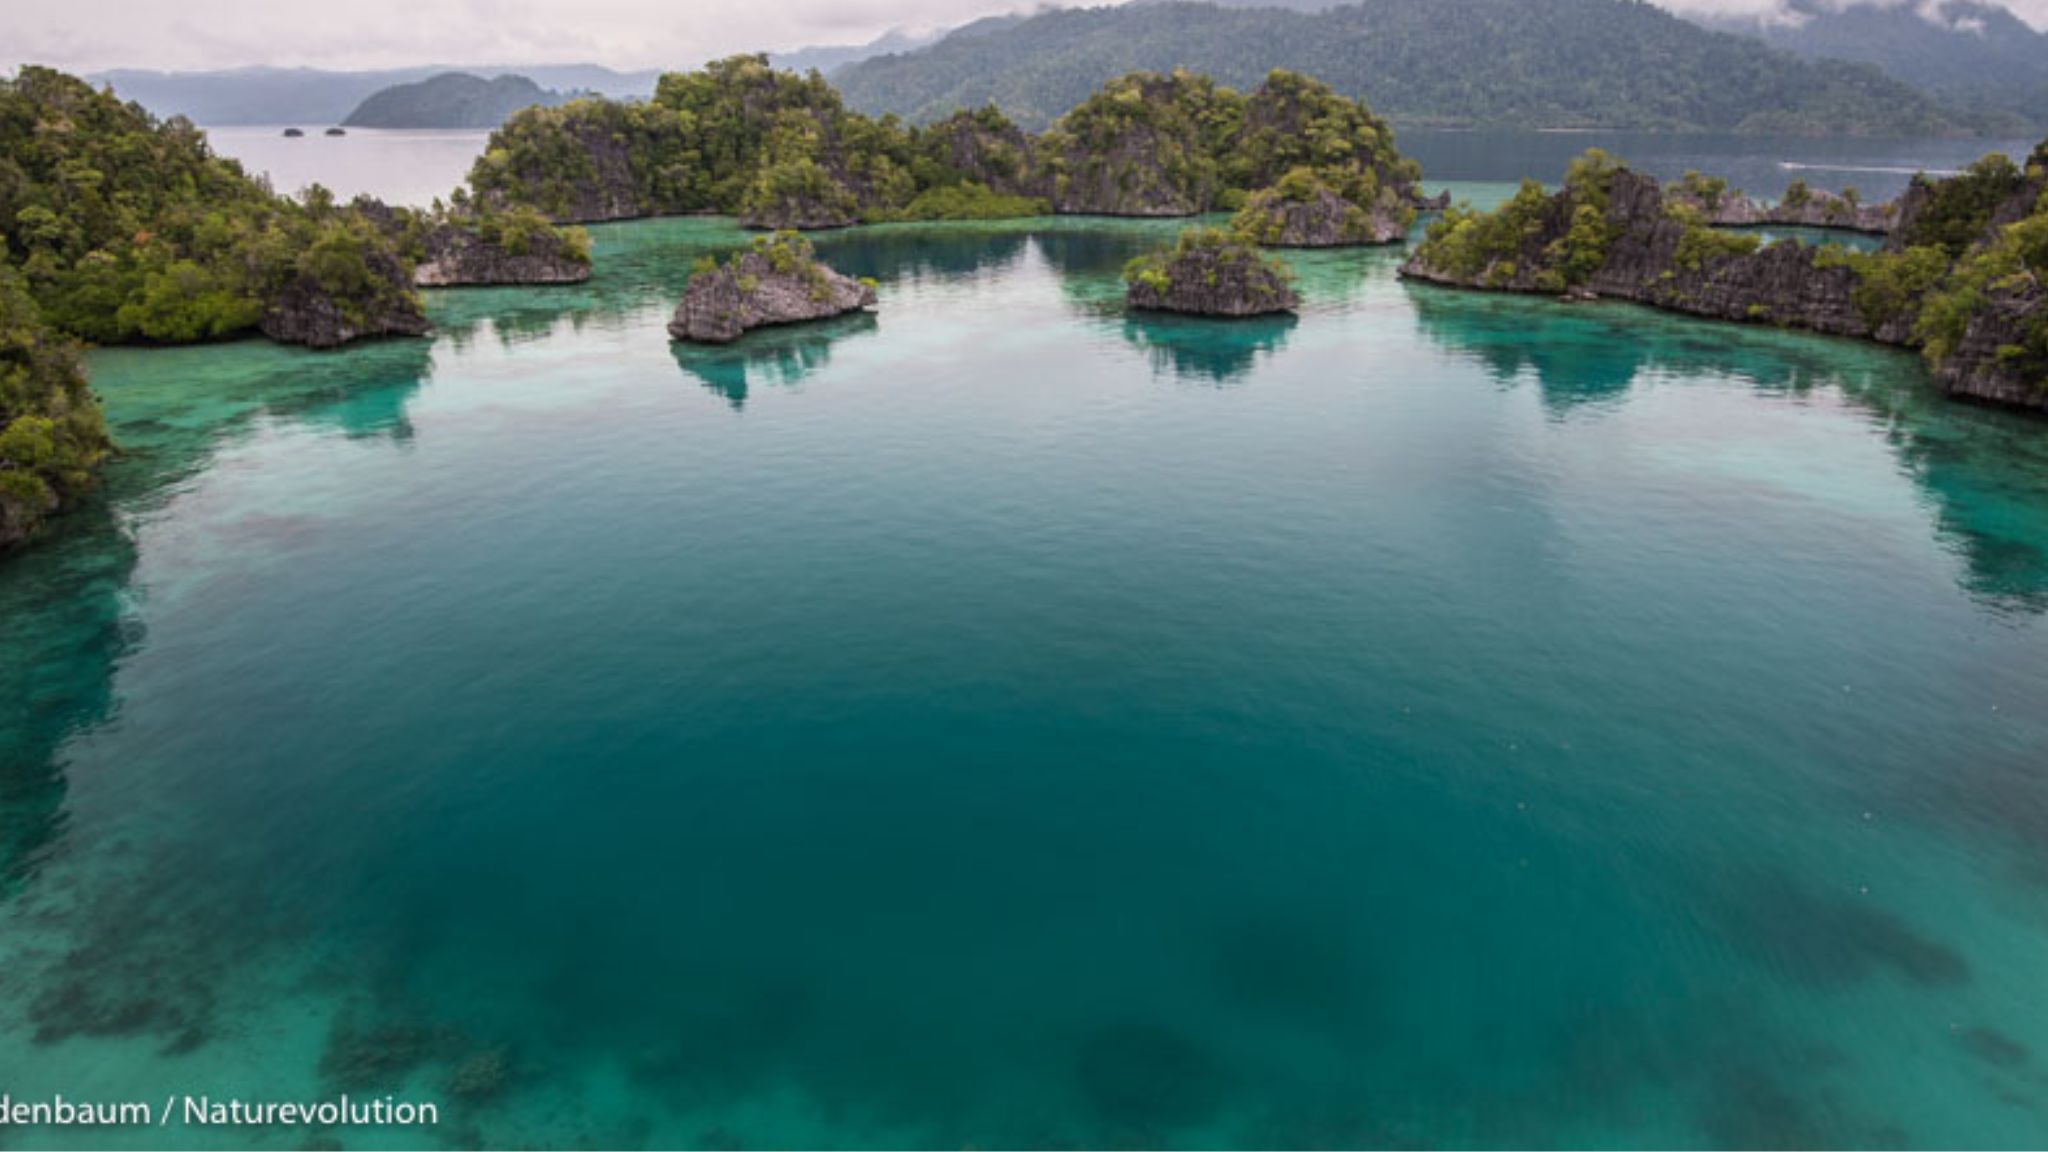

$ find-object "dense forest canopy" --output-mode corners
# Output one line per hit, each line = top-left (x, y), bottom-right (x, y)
(1, 66), (587, 350)
(469, 56), (940, 224)
(832, 0), (1973, 135)
(1699, 0), (2048, 132)
(0, 67), (421, 344)
(468, 57), (1426, 229)
(0, 265), (110, 550)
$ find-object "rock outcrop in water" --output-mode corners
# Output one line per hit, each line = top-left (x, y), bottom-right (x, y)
(260, 246), (433, 349)
(1932, 283), (2048, 410)
(1666, 173), (1897, 234)
(1124, 227), (1300, 316)
(669, 232), (878, 344)
(1401, 146), (2048, 413)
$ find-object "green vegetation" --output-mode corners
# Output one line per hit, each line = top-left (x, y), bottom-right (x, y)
(1414, 150), (1625, 291)
(1805, 147), (2046, 380)
(473, 56), (919, 224)
(1416, 145), (2048, 395)
(692, 231), (840, 303)
(1230, 168), (1390, 245)
(1718, 0), (2048, 132)
(1044, 68), (1421, 224)
(1672, 219), (1761, 270)
(469, 59), (1419, 234)
(0, 67), (419, 345)
(832, 0), (1968, 134)
(1894, 153), (2030, 257)
(0, 66), (591, 552)
(0, 266), (110, 547)
(1122, 225), (1294, 297)
(1814, 243), (1952, 331)
(1674, 170), (1732, 211)
(1916, 187), (2048, 376)
(465, 204), (592, 262)
(471, 56), (1062, 225)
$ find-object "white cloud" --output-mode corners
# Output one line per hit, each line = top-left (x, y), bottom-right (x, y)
(3, 0), (2044, 74)
(1654, 0), (2048, 28)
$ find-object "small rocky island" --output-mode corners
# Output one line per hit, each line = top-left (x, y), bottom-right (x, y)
(1400, 146), (2048, 412)
(1666, 172), (1897, 234)
(258, 251), (432, 349)
(669, 231), (878, 344)
(1124, 227), (1300, 317)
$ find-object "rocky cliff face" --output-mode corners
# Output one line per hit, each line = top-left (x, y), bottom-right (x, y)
(1049, 137), (1211, 215)
(1933, 284), (2047, 411)
(924, 110), (1052, 200)
(1235, 182), (1409, 247)
(737, 191), (862, 231)
(1587, 172), (1890, 337)
(669, 243), (877, 344)
(1402, 164), (2046, 413)
(413, 223), (592, 287)
(1401, 170), (1895, 338)
(260, 249), (431, 349)
(1126, 233), (1300, 317)
(527, 116), (644, 223)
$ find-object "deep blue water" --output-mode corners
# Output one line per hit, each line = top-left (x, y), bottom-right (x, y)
(1, 211), (2047, 1148)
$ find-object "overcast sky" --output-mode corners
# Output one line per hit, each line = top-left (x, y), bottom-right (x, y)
(9, 0), (2047, 74)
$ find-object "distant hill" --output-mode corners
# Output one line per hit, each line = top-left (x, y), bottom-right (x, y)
(87, 64), (659, 125)
(1694, 0), (2048, 129)
(769, 28), (943, 77)
(832, 0), (1975, 135)
(343, 72), (567, 128)
(1126, 0), (1349, 10)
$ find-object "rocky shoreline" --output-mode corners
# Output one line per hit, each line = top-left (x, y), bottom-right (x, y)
(257, 199), (594, 347)
(1125, 228), (1301, 317)
(669, 232), (878, 344)
(1400, 149), (2048, 413)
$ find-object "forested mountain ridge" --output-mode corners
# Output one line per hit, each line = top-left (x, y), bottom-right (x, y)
(832, 0), (1974, 135)
(1696, 0), (2048, 130)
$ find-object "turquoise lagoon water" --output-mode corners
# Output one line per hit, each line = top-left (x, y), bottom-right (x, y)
(2, 209), (2048, 1148)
